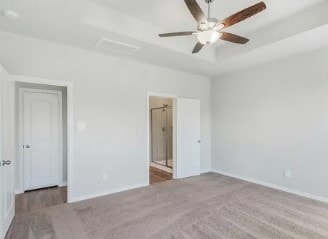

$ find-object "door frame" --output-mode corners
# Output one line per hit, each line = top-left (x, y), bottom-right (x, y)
(147, 92), (178, 183)
(12, 75), (74, 203)
(19, 88), (63, 191)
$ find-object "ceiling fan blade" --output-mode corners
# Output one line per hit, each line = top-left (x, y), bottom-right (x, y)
(184, 0), (208, 24)
(159, 31), (196, 37)
(220, 32), (249, 44)
(220, 2), (266, 29)
(192, 42), (204, 54)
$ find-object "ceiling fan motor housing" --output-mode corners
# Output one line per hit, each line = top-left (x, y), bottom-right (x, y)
(198, 18), (220, 31)
(207, 18), (218, 27)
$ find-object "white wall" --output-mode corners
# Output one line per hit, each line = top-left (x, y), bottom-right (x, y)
(0, 31), (211, 201)
(211, 46), (328, 200)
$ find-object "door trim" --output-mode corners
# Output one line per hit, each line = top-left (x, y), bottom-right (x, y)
(147, 92), (178, 183)
(19, 88), (63, 191)
(12, 75), (74, 203)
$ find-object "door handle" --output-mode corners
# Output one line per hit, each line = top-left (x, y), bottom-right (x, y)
(2, 160), (11, 166)
(25, 145), (31, 149)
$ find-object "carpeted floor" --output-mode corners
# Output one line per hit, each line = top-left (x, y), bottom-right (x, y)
(6, 173), (328, 239)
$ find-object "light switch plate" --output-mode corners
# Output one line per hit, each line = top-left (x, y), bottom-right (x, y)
(103, 173), (108, 181)
(284, 170), (291, 178)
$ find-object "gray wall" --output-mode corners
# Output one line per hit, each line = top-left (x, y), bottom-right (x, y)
(15, 82), (67, 191)
(211, 46), (328, 199)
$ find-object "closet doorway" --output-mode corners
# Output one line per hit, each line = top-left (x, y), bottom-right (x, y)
(16, 82), (68, 212)
(149, 96), (173, 184)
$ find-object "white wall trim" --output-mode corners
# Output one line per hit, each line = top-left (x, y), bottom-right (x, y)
(212, 169), (328, 204)
(12, 75), (74, 203)
(12, 75), (71, 88)
(59, 181), (67, 187)
(14, 189), (24, 195)
(201, 169), (212, 174)
(70, 183), (148, 203)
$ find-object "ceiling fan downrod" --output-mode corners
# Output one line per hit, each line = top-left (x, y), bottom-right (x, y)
(205, 0), (214, 18)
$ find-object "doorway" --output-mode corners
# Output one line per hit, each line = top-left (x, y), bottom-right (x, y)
(149, 96), (174, 184)
(147, 93), (202, 184)
(16, 83), (68, 211)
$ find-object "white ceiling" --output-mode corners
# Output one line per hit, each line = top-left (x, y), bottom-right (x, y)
(99, 0), (321, 35)
(0, 0), (327, 77)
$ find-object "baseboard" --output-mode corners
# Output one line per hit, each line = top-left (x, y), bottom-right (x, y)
(59, 181), (67, 187)
(69, 183), (148, 203)
(15, 189), (24, 195)
(201, 169), (212, 174)
(212, 169), (328, 204)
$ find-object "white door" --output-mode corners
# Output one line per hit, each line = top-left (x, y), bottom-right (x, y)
(0, 66), (15, 239)
(22, 90), (62, 191)
(176, 98), (201, 178)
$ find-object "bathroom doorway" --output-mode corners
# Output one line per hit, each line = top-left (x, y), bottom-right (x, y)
(149, 96), (173, 184)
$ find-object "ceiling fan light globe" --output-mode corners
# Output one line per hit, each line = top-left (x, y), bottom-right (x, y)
(197, 30), (221, 45)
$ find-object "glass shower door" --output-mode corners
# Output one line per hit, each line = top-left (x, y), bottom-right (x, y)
(151, 107), (173, 168)
(165, 107), (173, 168)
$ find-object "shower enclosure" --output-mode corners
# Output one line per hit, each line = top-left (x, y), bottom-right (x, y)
(150, 105), (173, 168)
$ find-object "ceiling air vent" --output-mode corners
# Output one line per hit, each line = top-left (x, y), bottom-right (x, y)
(96, 38), (139, 55)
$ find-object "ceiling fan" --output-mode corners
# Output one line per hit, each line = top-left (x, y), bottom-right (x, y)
(159, 0), (266, 54)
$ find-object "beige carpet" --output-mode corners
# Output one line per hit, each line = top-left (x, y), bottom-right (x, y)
(6, 173), (328, 239)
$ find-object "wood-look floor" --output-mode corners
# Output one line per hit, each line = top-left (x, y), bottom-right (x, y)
(13, 168), (170, 214)
(13, 168), (168, 215)
(149, 166), (172, 184)
(15, 186), (67, 214)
